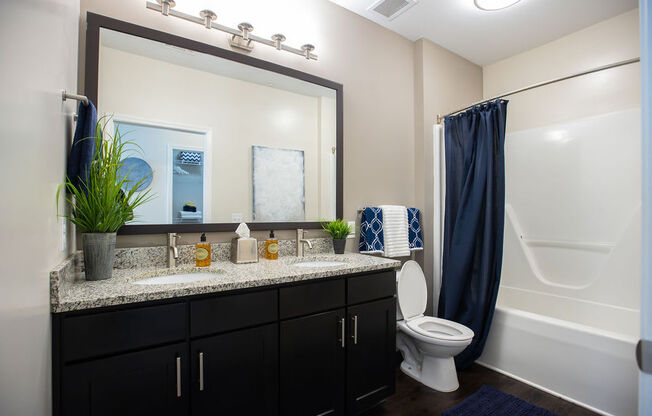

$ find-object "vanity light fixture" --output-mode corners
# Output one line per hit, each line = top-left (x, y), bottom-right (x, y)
(199, 9), (216, 29)
(156, 0), (175, 16)
(301, 44), (315, 60)
(271, 33), (286, 50)
(474, 0), (521, 11)
(145, 1), (317, 60)
(238, 22), (254, 41)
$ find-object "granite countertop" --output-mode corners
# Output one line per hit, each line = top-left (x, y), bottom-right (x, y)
(50, 252), (401, 313)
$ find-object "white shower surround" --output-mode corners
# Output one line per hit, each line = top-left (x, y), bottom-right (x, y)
(476, 109), (641, 416)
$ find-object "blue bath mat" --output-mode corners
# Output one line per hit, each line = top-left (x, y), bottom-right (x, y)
(443, 385), (559, 416)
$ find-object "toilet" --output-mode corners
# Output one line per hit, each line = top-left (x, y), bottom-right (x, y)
(395, 260), (474, 392)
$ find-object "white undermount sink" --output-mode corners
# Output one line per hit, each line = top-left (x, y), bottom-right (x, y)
(293, 261), (348, 268)
(134, 272), (222, 285)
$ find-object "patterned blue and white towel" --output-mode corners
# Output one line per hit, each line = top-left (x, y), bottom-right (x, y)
(359, 206), (423, 255)
(407, 207), (423, 251)
(359, 207), (384, 254)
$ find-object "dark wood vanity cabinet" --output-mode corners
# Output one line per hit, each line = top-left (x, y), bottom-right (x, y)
(61, 343), (189, 416)
(346, 298), (396, 415)
(53, 270), (396, 416)
(280, 309), (347, 416)
(191, 323), (279, 415)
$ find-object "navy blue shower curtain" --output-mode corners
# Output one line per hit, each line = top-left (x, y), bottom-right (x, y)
(438, 100), (508, 369)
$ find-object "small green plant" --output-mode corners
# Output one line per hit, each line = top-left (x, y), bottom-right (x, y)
(321, 219), (352, 240)
(57, 116), (155, 233)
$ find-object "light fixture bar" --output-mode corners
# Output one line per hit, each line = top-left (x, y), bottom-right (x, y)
(146, 1), (317, 60)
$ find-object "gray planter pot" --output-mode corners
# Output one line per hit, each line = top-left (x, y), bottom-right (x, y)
(333, 238), (346, 254)
(82, 232), (116, 281)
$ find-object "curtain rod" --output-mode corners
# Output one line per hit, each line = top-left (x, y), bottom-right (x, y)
(436, 57), (640, 124)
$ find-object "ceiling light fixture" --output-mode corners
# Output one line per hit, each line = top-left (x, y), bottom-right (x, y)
(474, 0), (521, 11)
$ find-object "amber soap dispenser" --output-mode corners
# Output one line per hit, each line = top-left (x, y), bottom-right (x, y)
(196, 233), (211, 267)
(265, 230), (279, 260)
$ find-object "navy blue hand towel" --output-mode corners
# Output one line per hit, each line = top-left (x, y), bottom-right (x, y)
(66, 100), (97, 189)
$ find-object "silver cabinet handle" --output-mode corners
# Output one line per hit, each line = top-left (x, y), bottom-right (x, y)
(176, 356), (182, 398)
(340, 318), (345, 348)
(352, 315), (358, 344)
(199, 352), (204, 391)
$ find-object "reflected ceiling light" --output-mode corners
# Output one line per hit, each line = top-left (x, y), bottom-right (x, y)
(474, 0), (521, 11)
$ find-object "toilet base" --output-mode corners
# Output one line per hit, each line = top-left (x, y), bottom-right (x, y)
(400, 356), (460, 392)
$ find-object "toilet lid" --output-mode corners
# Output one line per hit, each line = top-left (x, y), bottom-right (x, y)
(397, 260), (427, 320)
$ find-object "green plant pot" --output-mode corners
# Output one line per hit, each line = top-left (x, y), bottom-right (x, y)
(333, 238), (346, 254)
(82, 232), (116, 281)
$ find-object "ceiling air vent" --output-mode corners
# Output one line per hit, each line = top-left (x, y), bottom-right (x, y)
(368, 0), (418, 20)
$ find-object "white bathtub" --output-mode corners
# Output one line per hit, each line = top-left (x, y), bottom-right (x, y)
(478, 286), (639, 416)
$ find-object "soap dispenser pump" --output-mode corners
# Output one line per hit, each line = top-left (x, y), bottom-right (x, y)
(265, 230), (279, 260)
(196, 233), (211, 267)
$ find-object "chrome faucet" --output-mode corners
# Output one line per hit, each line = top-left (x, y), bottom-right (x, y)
(296, 228), (313, 257)
(167, 233), (180, 268)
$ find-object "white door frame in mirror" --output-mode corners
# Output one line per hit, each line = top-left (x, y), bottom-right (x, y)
(106, 113), (213, 224)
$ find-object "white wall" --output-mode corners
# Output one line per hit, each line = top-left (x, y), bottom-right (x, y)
(484, 9), (640, 133)
(0, 0), (79, 414)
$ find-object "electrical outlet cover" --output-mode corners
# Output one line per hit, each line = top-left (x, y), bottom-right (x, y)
(231, 213), (243, 223)
(347, 221), (356, 238)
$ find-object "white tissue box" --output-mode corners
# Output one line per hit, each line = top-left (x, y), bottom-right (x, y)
(230, 237), (258, 264)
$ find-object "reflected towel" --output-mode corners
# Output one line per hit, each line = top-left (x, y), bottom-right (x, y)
(380, 205), (410, 258)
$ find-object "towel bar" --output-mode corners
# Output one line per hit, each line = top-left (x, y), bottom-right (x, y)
(62, 90), (89, 106)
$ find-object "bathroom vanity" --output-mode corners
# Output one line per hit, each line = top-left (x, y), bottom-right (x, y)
(51, 253), (399, 416)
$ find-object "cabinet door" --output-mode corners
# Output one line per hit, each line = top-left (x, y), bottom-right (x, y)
(347, 298), (396, 415)
(62, 343), (188, 416)
(191, 323), (278, 415)
(280, 309), (346, 416)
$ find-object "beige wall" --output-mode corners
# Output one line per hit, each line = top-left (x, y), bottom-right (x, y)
(0, 0), (79, 414)
(100, 46), (335, 223)
(483, 9), (640, 132)
(414, 39), (483, 314)
(80, 0), (417, 249)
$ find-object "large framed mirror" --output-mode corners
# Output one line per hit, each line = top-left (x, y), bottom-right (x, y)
(85, 13), (342, 235)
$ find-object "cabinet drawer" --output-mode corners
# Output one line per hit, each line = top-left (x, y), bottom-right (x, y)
(62, 303), (186, 363)
(279, 279), (345, 319)
(347, 270), (396, 304)
(190, 289), (277, 337)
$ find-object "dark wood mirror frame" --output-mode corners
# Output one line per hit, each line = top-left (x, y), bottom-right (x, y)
(85, 12), (343, 235)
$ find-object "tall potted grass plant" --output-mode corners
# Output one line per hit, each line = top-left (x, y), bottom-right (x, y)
(58, 117), (154, 280)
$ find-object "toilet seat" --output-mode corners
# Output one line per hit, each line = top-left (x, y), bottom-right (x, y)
(406, 316), (474, 341)
(397, 260), (474, 343)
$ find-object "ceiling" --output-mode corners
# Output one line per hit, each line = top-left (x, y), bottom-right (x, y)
(328, 0), (638, 65)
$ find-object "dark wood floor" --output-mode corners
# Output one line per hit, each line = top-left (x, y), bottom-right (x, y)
(364, 364), (597, 416)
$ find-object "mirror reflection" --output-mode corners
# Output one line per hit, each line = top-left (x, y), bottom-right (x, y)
(98, 29), (337, 225)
